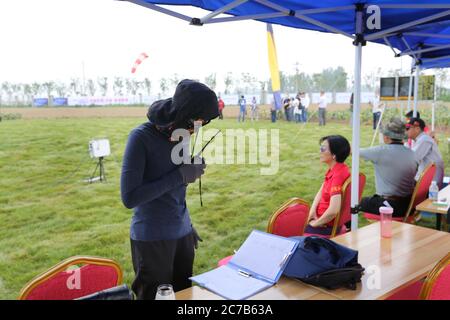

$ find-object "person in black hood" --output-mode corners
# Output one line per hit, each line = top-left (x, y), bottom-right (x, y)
(121, 79), (219, 300)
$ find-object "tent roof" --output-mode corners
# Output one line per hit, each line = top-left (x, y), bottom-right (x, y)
(129, 0), (450, 42)
(377, 20), (450, 68)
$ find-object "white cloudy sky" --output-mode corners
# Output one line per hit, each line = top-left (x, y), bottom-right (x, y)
(0, 0), (416, 92)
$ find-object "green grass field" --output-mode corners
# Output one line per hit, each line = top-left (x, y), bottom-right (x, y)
(0, 116), (448, 299)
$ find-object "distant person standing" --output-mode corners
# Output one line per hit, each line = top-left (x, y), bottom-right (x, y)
(238, 95), (246, 122)
(218, 96), (225, 120)
(283, 95), (291, 121)
(270, 100), (277, 123)
(370, 92), (383, 130)
(292, 94), (301, 123)
(318, 91), (327, 126)
(301, 92), (310, 123)
(250, 96), (259, 121)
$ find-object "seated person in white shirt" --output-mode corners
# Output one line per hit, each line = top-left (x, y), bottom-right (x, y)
(406, 117), (445, 189)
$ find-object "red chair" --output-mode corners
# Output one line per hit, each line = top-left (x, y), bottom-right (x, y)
(420, 252), (450, 300)
(387, 252), (450, 300)
(386, 280), (424, 300)
(18, 256), (123, 300)
(304, 173), (366, 238)
(266, 198), (310, 237)
(218, 198), (310, 267)
(364, 163), (436, 223)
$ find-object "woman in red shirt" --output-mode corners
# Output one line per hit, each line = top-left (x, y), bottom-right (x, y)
(305, 135), (351, 236)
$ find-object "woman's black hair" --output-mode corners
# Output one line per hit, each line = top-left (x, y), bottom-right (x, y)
(319, 135), (351, 163)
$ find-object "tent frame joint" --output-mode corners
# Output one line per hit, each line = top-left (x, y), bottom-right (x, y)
(190, 17), (203, 26)
(353, 34), (367, 46)
(288, 9), (295, 16)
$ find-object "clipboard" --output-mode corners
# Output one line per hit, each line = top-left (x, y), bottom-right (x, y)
(190, 230), (299, 300)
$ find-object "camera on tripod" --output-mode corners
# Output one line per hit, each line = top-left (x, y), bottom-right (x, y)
(86, 139), (110, 183)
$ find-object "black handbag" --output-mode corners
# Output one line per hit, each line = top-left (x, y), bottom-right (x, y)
(283, 236), (365, 290)
(76, 284), (135, 300)
(300, 265), (365, 290)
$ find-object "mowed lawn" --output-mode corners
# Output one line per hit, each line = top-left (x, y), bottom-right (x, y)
(0, 116), (448, 299)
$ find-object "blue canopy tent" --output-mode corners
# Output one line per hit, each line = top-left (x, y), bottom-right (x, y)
(126, 0), (450, 229)
(419, 55), (450, 131)
(378, 20), (450, 119)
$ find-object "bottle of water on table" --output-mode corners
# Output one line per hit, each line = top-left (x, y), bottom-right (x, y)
(429, 181), (439, 201)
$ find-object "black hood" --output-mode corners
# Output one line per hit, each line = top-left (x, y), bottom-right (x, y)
(147, 79), (219, 129)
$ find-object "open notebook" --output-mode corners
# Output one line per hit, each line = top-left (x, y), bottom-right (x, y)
(190, 230), (299, 300)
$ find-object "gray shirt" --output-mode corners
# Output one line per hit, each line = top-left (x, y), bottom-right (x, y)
(413, 132), (445, 186)
(360, 144), (418, 197)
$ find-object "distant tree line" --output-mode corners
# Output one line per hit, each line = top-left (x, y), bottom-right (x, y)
(2, 67), (447, 105)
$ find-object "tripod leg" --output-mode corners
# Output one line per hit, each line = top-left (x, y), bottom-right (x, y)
(90, 161), (100, 183)
(100, 158), (106, 182)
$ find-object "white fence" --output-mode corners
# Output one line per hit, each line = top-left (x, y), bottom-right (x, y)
(1, 92), (376, 106)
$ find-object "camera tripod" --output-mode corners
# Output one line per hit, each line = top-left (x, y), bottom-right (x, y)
(87, 157), (107, 183)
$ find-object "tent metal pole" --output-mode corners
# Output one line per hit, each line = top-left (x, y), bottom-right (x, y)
(383, 37), (398, 55)
(422, 54), (450, 63)
(206, 12), (287, 24)
(413, 65), (420, 117)
(404, 32), (450, 39)
(351, 6), (364, 232)
(432, 75), (437, 131)
(366, 10), (450, 41)
(200, 0), (249, 24)
(400, 43), (450, 56)
(126, 0), (192, 22)
(407, 70), (413, 111)
(401, 36), (418, 61)
(254, 0), (354, 39)
(378, 4), (450, 9)
(351, 43), (362, 231)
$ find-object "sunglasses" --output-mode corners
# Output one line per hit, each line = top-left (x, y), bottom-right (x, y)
(320, 145), (328, 153)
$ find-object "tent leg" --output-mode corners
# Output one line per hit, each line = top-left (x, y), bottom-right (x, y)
(351, 42), (362, 232)
(413, 65), (420, 117)
(407, 72), (413, 112)
(432, 75), (437, 131)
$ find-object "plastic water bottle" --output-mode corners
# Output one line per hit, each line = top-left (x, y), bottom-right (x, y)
(428, 181), (439, 201)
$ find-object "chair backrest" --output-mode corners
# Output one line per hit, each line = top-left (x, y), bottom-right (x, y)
(331, 173), (366, 237)
(420, 253), (450, 300)
(267, 198), (310, 237)
(19, 256), (123, 300)
(404, 163), (436, 221)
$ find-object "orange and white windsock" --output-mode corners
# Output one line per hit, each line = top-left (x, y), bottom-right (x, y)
(131, 52), (149, 74)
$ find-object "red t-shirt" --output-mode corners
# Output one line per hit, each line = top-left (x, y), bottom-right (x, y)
(316, 162), (350, 227)
(218, 99), (225, 111)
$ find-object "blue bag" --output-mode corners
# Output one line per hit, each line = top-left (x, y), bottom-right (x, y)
(283, 236), (364, 290)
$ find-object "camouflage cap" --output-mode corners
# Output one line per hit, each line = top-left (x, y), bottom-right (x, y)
(381, 117), (407, 140)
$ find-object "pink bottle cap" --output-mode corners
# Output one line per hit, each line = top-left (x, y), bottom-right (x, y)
(379, 206), (393, 214)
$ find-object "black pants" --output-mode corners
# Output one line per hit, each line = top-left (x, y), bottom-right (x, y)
(130, 232), (195, 300)
(219, 110), (223, 119)
(373, 112), (381, 130)
(358, 194), (411, 218)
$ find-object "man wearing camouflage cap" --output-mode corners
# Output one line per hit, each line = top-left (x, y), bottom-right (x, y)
(357, 118), (418, 217)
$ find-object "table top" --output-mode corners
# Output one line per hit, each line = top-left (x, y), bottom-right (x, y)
(176, 222), (450, 300)
(416, 185), (450, 214)
(329, 221), (450, 300)
(175, 277), (340, 300)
